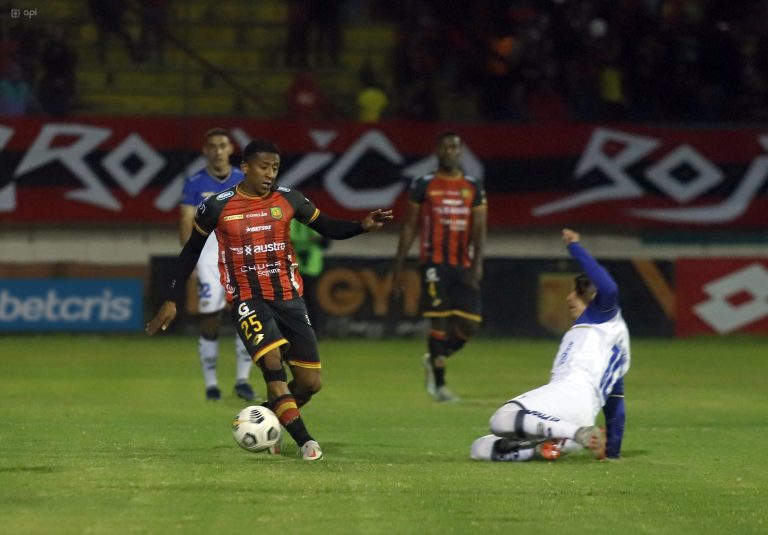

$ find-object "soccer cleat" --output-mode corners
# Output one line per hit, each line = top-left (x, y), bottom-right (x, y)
(234, 381), (260, 402)
(433, 385), (460, 403)
(575, 426), (606, 459)
(422, 353), (436, 396)
(300, 440), (323, 461)
(205, 386), (221, 401)
(535, 440), (563, 461)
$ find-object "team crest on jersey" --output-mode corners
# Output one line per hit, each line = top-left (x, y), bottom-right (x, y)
(216, 190), (235, 201)
(461, 188), (471, 198)
(270, 207), (283, 220)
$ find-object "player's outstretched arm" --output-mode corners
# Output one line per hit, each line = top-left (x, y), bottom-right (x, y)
(562, 228), (618, 309)
(308, 209), (393, 239)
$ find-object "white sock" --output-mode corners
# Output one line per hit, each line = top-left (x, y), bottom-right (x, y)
(490, 409), (581, 441)
(235, 336), (253, 384)
(198, 336), (219, 388)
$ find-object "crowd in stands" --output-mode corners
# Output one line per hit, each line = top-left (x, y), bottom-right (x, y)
(2, 0), (767, 123)
(0, 19), (77, 116)
(382, 0), (768, 123)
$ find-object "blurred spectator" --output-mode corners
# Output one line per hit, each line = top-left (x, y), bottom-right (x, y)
(285, 0), (310, 68)
(400, 77), (439, 120)
(310, 0), (344, 67)
(285, 70), (334, 120)
(0, 63), (39, 116)
(38, 27), (77, 116)
(88, 0), (139, 64)
(139, 0), (169, 64)
(356, 64), (388, 122)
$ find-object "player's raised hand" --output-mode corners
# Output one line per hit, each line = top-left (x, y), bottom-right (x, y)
(361, 209), (394, 232)
(145, 301), (177, 335)
(562, 228), (580, 244)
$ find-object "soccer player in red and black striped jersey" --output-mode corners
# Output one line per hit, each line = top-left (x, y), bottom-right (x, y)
(393, 131), (488, 402)
(147, 140), (393, 460)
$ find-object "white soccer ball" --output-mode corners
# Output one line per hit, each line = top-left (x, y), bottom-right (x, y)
(232, 405), (281, 453)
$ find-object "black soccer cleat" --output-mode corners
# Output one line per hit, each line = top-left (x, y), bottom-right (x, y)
(234, 382), (259, 402)
(205, 386), (222, 401)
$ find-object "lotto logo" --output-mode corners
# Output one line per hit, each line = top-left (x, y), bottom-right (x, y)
(693, 264), (768, 334)
(677, 259), (768, 336)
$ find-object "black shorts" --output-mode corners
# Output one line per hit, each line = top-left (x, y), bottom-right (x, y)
(231, 297), (320, 369)
(420, 263), (482, 322)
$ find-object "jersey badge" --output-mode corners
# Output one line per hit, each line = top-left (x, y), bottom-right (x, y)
(216, 191), (235, 201)
(277, 186), (291, 193)
(270, 207), (283, 220)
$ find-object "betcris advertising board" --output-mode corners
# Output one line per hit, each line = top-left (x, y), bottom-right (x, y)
(0, 279), (143, 332)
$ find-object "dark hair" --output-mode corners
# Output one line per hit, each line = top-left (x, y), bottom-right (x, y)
(243, 140), (281, 162)
(574, 273), (596, 301)
(204, 127), (231, 142)
(436, 130), (460, 145)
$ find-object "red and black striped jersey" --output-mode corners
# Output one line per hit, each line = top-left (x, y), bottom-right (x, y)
(194, 184), (320, 302)
(409, 172), (487, 268)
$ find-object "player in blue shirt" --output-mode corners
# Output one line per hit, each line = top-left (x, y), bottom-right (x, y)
(471, 229), (629, 461)
(179, 128), (258, 402)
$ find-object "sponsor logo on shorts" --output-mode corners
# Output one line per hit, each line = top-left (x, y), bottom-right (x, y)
(237, 302), (253, 319)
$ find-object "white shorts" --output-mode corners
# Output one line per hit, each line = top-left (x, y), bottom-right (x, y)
(508, 381), (597, 427)
(195, 263), (226, 314)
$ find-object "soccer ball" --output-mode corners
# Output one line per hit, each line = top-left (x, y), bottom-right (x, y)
(232, 405), (281, 453)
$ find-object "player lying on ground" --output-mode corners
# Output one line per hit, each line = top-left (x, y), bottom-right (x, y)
(471, 228), (629, 462)
(147, 139), (393, 461)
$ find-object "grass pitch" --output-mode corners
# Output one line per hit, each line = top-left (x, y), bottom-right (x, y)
(0, 334), (766, 534)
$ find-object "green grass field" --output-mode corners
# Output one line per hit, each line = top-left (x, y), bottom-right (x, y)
(1, 334), (766, 534)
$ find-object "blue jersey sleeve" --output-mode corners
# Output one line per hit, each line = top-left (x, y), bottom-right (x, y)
(181, 176), (199, 206)
(568, 242), (618, 313)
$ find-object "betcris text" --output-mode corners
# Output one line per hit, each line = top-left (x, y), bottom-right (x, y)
(0, 279), (143, 331)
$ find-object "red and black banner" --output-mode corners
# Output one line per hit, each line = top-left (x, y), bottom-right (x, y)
(2, 118), (767, 228)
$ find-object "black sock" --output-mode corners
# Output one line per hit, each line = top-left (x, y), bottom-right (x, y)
(432, 357), (446, 388)
(285, 418), (313, 447)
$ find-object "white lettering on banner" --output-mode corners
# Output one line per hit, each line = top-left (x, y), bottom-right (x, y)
(323, 130), (405, 209)
(15, 124), (118, 210)
(533, 128), (768, 224)
(693, 264), (768, 334)
(0, 289), (131, 322)
(102, 133), (164, 197)
(2, 124), (486, 216)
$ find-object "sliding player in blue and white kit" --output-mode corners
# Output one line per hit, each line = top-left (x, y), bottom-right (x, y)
(471, 228), (629, 461)
(179, 128), (258, 402)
